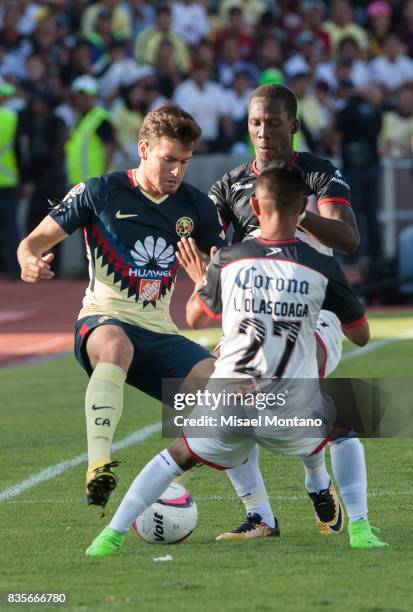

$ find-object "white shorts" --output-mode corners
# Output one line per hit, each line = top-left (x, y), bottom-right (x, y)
(182, 379), (335, 469)
(315, 310), (343, 379)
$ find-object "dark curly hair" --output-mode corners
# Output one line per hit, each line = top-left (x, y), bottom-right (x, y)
(249, 84), (298, 118)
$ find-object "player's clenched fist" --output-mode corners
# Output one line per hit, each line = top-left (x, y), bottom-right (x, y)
(20, 252), (55, 283)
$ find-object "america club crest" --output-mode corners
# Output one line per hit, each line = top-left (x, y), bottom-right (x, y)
(176, 216), (194, 238)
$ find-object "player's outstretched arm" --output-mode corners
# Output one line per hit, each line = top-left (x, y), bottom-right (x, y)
(342, 320), (370, 347)
(17, 216), (68, 283)
(300, 204), (360, 254)
(186, 291), (214, 329)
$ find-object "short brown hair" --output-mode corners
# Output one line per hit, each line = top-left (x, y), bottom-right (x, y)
(256, 162), (305, 210)
(139, 103), (201, 148)
(249, 84), (298, 118)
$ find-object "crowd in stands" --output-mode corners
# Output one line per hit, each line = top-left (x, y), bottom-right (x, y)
(1, 0), (413, 279)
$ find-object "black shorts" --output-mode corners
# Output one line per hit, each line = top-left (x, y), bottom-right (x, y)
(74, 315), (212, 401)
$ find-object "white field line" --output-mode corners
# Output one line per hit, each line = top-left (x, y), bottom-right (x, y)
(1, 326), (412, 503)
(0, 421), (161, 502)
(2, 490), (412, 505)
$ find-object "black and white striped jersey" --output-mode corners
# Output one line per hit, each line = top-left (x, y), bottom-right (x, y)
(196, 237), (365, 378)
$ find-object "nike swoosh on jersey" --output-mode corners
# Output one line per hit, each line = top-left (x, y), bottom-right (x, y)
(116, 211), (139, 219)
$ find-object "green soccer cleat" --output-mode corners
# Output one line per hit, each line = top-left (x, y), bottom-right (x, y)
(85, 526), (126, 557)
(348, 519), (388, 548)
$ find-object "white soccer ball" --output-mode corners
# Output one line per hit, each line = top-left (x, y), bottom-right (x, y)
(132, 483), (198, 544)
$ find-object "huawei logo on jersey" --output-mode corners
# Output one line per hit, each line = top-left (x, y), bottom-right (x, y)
(232, 182), (253, 191)
(131, 236), (175, 269)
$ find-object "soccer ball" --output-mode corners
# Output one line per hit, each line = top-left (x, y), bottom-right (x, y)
(132, 483), (198, 544)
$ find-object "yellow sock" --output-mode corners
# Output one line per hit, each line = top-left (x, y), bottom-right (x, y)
(85, 362), (126, 471)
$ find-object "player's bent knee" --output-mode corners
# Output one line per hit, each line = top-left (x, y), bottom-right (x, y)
(86, 326), (134, 371)
(181, 357), (215, 392)
(168, 438), (197, 471)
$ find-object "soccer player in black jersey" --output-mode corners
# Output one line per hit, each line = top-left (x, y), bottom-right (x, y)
(17, 103), (226, 511)
(85, 164), (386, 555)
(184, 84), (373, 543)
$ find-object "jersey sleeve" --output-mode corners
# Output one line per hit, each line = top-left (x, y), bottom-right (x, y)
(196, 251), (223, 320)
(208, 174), (232, 234)
(306, 157), (352, 209)
(194, 192), (227, 254)
(48, 180), (94, 235)
(322, 259), (366, 328)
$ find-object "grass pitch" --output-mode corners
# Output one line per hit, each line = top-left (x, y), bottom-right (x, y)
(1, 312), (413, 612)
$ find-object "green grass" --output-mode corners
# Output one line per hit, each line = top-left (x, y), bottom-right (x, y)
(1, 312), (413, 612)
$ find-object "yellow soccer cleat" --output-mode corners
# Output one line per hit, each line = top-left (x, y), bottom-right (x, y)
(216, 513), (280, 541)
(308, 481), (344, 535)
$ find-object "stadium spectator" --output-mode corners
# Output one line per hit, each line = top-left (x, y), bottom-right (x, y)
(123, 0), (155, 39)
(369, 32), (413, 93)
(224, 69), (253, 151)
(81, 0), (131, 40)
(0, 3), (23, 51)
(16, 90), (67, 242)
(315, 36), (371, 90)
(191, 39), (215, 73)
(256, 36), (284, 75)
(278, 0), (303, 45)
(283, 30), (318, 80)
(153, 39), (183, 99)
(25, 12), (64, 68)
(171, 0), (211, 46)
(112, 79), (145, 167)
(0, 81), (19, 277)
(396, 0), (413, 58)
(290, 72), (334, 155)
(380, 85), (413, 157)
(12, 0), (41, 37)
(218, 0), (267, 30)
(85, 8), (118, 64)
(214, 7), (256, 63)
(216, 36), (256, 88)
(300, 0), (331, 61)
(134, 5), (190, 73)
(173, 61), (234, 153)
(96, 39), (144, 102)
(65, 76), (115, 186)
(335, 82), (384, 262)
(323, 0), (369, 54)
(366, 0), (392, 59)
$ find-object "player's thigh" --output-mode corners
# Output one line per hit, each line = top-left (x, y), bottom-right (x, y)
(85, 323), (134, 372)
(126, 332), (212, 401)
(182, 431), (255, 470)
(181, 357), (215, 393)
(315, 310), (343, 379)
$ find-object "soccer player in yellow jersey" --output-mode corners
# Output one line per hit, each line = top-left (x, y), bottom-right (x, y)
(17, 103), (226, 511)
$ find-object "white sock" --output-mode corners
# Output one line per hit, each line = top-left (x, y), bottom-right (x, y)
(330, 437), (368, 521)
(109, 450), (183, 533)
(225, 445), (275, 528)
(301, 449), (330, 493)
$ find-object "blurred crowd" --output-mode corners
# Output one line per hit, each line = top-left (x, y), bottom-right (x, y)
(1, 0), (413, 279)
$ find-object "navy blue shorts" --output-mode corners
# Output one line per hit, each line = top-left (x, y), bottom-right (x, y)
(74, 315), (212, 401)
